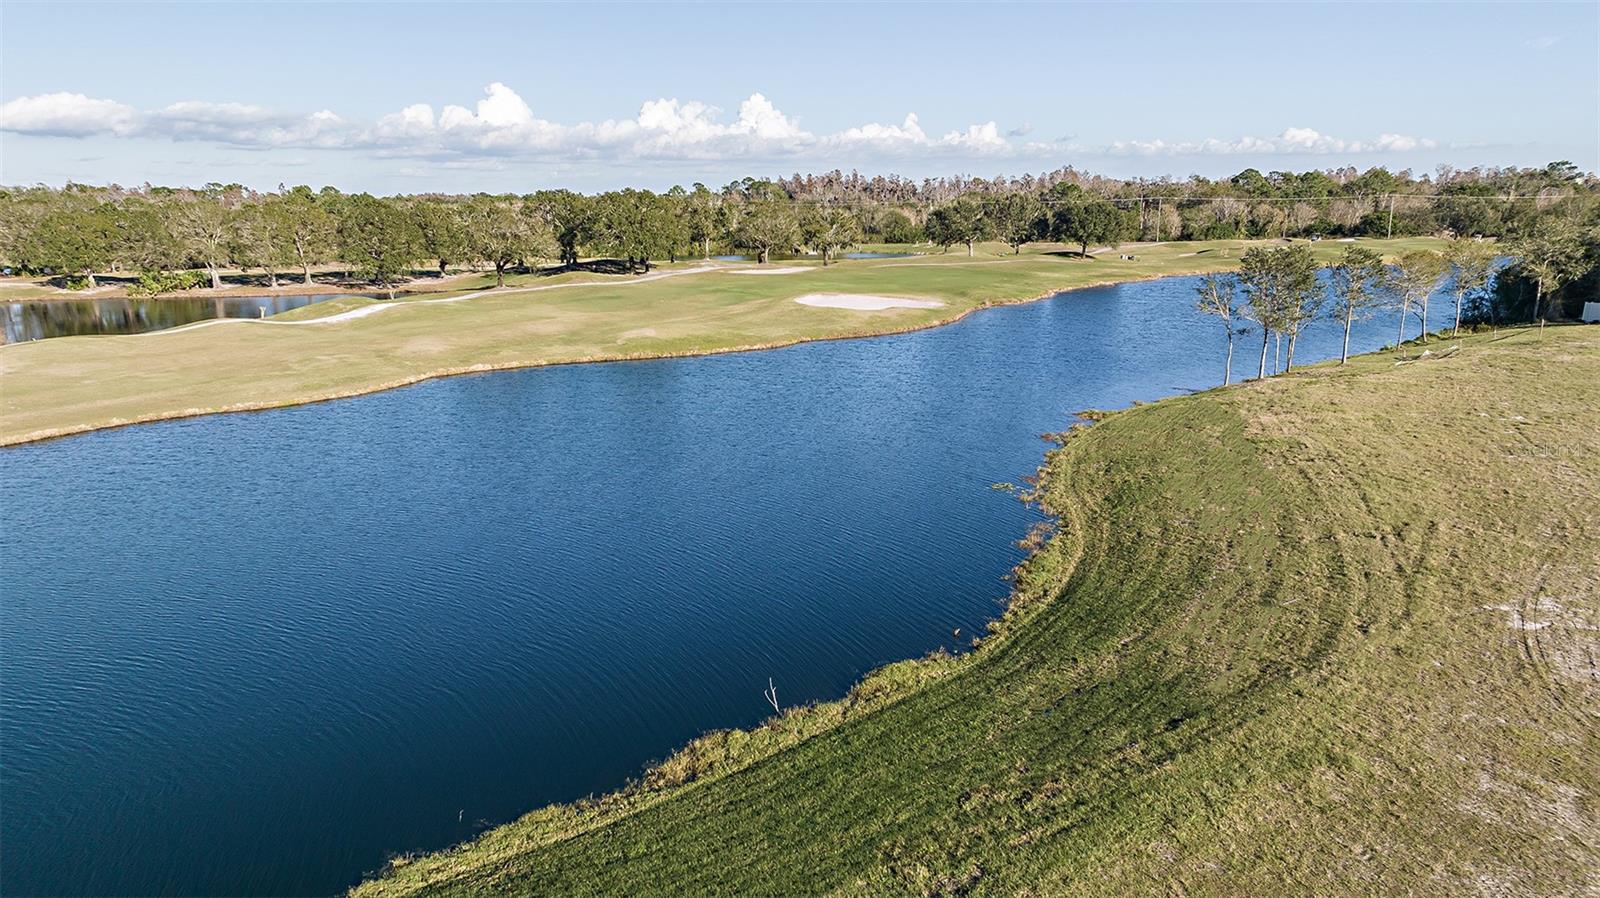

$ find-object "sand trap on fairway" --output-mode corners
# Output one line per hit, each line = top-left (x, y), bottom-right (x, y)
(725, 266), (809, 275)
(794, 293), (944, 311)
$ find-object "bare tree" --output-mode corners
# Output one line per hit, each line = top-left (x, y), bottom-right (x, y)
(763, 678), (780, 714)
(1443, 239), (1496, 336)
(1194, 273), (1241, 385)
(1386, 250), (1449, 346)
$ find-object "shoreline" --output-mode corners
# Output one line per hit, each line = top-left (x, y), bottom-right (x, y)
(353, 326), (1584, 896)
(0, 269), (1185, 448)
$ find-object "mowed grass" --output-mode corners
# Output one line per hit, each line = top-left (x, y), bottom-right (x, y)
(0, 238), (1447, 445)
(355, 326), (1598, 897)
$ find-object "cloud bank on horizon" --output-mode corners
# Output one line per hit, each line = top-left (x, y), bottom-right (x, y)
(2, 82), (1437, 166)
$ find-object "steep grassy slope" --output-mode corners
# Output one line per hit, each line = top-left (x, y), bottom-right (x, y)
(355, 327), (1598, 897)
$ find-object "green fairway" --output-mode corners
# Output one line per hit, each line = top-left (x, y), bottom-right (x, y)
(0, 238), (1445, 446)
(354, 325), (1599, 896)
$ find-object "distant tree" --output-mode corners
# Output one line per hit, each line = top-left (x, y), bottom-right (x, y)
(733, 200), (798, 264)
(31, 205), (115, 288)
(983, 193), (1045, 254)
(595, 189), (682, 269)
(528, 190), (594, 266)
(869, 208), (923, 244)
(925, 196), (988, 257)
(1051, 196), (1122, 258)
(1194, 273), (1241, 385)
(1328, 246), (1387, 364)
(1386, 250), (1449, 345)
(111, 197), (181, 275)
(1287, 202), (1321, 236)
(278, 185), (337, 285)
(337, 194), (421, 298)
(232, 200), (294, 288)
(678, 183), (724, 260)
(166, 190), (235, 289)
(463, 196), (552, 287)
(411, 199), (470, 277)
(1442, 239), (1496, 335)
(799, 205), (862, 265)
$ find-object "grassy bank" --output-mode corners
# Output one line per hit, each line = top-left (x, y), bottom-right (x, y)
(355, 326), (1598, 897)
(0, 238), (1444, 446)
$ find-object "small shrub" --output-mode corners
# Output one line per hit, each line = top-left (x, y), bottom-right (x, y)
(130, 269), (208, 296)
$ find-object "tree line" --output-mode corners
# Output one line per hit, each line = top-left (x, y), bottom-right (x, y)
(0, 162), (1593, 303)
(1193, 216), (1597, 387)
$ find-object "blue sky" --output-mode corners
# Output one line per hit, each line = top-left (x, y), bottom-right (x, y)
(2, 1), (1595, 193)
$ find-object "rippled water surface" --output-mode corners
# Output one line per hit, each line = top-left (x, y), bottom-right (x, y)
(0, 274), (1435, 895)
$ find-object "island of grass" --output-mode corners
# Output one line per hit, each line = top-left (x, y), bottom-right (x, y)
(355, 326), (1598, 896)
(0, 237), (1448, 446)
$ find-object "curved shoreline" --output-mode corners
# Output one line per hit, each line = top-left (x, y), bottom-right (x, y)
(0, 269), (1187, 448)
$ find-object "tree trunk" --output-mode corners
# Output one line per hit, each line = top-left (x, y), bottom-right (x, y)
(85, 271), (97, 289)
(268, 269), (278, 289)
(759, 247), (770, 264)
(302, 261), (313, 285)
(1223, 331), (1234, 386)
(1341, 312), (1353, 364)
(1286, 330), (1298, 371)
(208, 263), (222, 290)
(1081, 240), (1089, 258)
(1419, 295), (1429, 343)
(1453, 290), (1464, 336)
(1258, 328), (1270, 379)
(703, 236), (710, 260)
(495, 262), (506, 288)
(966, 239), (974, 258)
(439, 259), (447, 276)
(1273, 331), (1282, 374)
(1397, 298), (1409, 348)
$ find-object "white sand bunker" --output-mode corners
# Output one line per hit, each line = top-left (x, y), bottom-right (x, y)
(725, 266), (810, 275)
(794, 293), (944, 311)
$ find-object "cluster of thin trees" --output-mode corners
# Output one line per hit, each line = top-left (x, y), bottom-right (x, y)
(1, 162), (1593, 303)
(1191, 224), (1590, 386)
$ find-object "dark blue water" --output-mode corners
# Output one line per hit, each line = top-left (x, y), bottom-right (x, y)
(0, 274), (1437, 896)
(1, 293), (359, 342)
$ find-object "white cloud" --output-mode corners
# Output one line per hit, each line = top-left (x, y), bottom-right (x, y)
(1, 85), (1442, 167)
(1523, 35), (1560, 49)
(1107, 127), (1437, 157)
(0, 91), (139, 137)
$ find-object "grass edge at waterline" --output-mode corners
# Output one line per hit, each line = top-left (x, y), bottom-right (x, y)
(354, 325), (1600, 896)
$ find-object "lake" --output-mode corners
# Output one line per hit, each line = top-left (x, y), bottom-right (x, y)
(0, 274), (1437, 896)
(1, 293), (360, 342)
